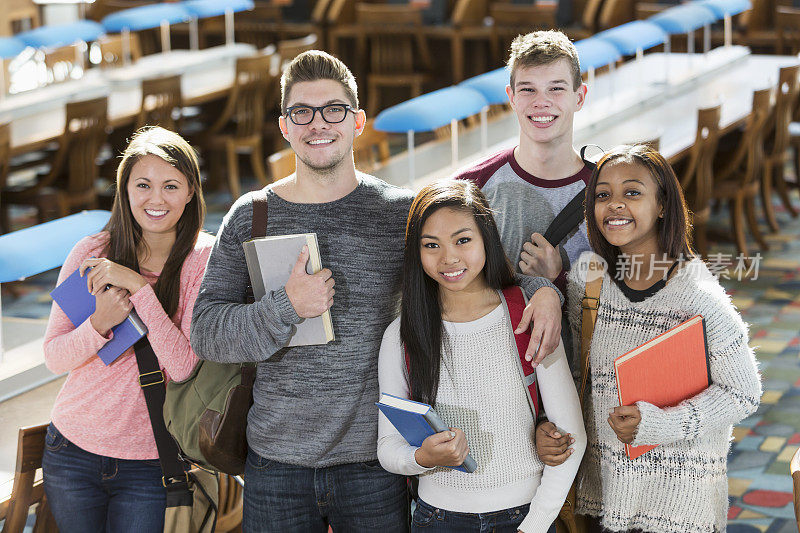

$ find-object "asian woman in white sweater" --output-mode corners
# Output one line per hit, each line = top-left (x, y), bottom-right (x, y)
(377, 180), (585, 533)
(563, 145), (761, 532)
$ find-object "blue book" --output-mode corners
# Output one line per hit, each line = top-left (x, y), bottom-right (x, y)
(376, 392), (477, 473)
(50, 267), (148, 365)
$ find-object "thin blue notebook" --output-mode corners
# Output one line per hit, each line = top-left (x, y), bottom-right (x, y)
(376, 392), (477, 473)
(50, 268), (148, 365)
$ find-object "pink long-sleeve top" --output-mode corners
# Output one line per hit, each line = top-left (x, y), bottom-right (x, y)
(43, 231), (214, 460)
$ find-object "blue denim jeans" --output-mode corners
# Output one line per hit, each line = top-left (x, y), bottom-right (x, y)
(243, 447), (409, 532)
(41, 423), (166, 533)
(412, 498), (532, 532)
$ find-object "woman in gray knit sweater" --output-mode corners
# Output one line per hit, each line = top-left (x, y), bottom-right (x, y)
(567, 145), (761, 533)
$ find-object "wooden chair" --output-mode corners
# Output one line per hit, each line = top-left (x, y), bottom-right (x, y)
(0, 123), (9, 234)
(421, 0), (495, 84)
(216, 474), (244, 533)
(792, 445), (800, 533)
(97, 33), (142, 67)
(235, 5), (284, 49)
(739, 0), (778, 52)
(268, 147), (295, 181)
(679, 105), (721, 258)
(490, 3), (557, 64)
(276, 33), (319, 75)
(777, 6), (800, 54)
(762, 64), (800, 233)
(354, 123), (390, 173)
(136, 75), (182, 130)
(712, 88), (773, 262)
(44, 44), (84, 85)
(0, 0), (40, 36)
(0, 424), (58, 533)
(563, 0), (606, 40)
(2, 97), (108, 223)
(198, 54), (273, 199)
(357, 4), (431, 115)
(597, 0), (636, 32)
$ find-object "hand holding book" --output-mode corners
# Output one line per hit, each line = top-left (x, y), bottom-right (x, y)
(608, 405), (641, 445)
(414, 427), (470, 469)
(284, 245), (335, 319)
(90, 286), (134, 337)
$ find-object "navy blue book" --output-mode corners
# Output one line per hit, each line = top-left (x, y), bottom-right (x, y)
(376, 392), (477, 473)
(50, 268), (148, 365)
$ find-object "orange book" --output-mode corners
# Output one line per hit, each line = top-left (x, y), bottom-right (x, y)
(613, 315), (710, 459)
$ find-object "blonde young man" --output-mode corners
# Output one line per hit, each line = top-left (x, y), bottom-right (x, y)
(190, 50), (564, 532)
(453, 29), (591, 475)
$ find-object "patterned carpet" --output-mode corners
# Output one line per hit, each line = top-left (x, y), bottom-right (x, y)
(3, 184), (800, 530)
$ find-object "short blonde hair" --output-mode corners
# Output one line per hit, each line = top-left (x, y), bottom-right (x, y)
(507, 30), (581, 90)
(280, 50), (359, 112)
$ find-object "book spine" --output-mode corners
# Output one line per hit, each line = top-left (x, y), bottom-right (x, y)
(242, 241), (267, 301)
(306, 233), (335, 343)
(701, 317), (711, 386)
(423, 409), (477, 473)
(127, 310), (148, 335)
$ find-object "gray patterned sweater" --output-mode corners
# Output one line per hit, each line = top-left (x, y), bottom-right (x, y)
(567, 253), (761, 533)
(190, 175), (559, 468)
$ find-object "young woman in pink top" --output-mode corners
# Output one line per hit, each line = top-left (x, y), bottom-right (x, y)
(41, 127), (214, 532)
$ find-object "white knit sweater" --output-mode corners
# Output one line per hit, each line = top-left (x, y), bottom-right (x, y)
(377, 296), (586, 533)
(567, 253), (761, 533)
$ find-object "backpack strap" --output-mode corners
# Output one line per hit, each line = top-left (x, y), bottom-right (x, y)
(541, 147), (598, 248)
(245, 189), (269, 304)
(133, 339), (190, 487)
(579, 256), (604, 405)
(501, 286), (540, 419)
(543, 189), (585, 247)
(251, 188), (269, 239)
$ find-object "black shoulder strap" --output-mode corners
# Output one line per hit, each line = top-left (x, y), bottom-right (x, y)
(245, 189), (269, 304)
(541, 145), (600, 247)
(251, 188), (269, 239)
(133, 339), (189, 485)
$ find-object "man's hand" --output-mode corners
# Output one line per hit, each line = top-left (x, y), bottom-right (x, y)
(535, 421), (573, 467)
(519, 233), (562, 282)
(514, 286), (561, 366)
(608, 405), (641, 444)
(285, 246), (335, 318)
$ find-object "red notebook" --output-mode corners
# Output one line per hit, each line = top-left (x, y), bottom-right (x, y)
(613, 315), (710, 459)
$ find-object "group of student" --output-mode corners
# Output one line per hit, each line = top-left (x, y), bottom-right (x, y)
(39, 29), (761, 533)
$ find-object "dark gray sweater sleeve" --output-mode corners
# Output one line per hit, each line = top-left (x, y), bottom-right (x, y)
(190, 196), (303, 363)
(515, 273), (564, 306)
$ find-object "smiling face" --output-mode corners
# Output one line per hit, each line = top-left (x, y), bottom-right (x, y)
(594, 161), (664, 256)
(506, 59), (586, 149)
(126, 154), (193, 240)
(279, 79), (366, 176)
(419, 207), (489, 297)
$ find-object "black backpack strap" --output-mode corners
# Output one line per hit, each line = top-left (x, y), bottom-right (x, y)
(543, 189), (586, 247)
(133, 338), (190, 487)
(251, 188), (269, 239)
(246, 189), (269, 304)
(541, 145), (603, 247)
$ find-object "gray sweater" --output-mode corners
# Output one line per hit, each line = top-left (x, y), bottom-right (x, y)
(191, 175), (559, 467)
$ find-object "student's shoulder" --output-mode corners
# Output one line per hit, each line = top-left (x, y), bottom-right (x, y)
(382, 315), (402, 343)
(70, 231), (110, 258)
(450, 148), (513, 187)
(359, 174), (415, 207)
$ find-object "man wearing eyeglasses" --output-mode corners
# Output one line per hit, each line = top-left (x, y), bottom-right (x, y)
(191, 50), (563, 532)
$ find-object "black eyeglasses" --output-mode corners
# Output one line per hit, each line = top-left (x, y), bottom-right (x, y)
(284, 103), (356, 125)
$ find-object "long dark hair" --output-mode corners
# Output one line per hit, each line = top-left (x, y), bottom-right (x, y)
(585, 144), (695, 279)
(400, 180), (515, 406)
(103, 127), (206, 317)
